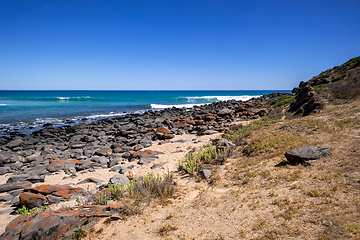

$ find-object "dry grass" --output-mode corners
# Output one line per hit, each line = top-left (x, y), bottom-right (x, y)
(83, 100), (360, 240)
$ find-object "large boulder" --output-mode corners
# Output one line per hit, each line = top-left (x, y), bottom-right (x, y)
(285, 146), (331, 163)
(19, 192), (46, 208)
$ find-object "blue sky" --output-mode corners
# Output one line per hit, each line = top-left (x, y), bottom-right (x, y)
(1, 0), (359, 90)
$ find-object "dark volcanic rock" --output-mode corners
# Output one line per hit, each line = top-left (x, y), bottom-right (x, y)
(7, 174), (44, 184)
(285, 146), (331, 163)
(0, 181), (31, 193)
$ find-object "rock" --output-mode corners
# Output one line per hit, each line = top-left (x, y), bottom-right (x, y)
(75, 160), (95, 171)
(0, 167), (12, 175)
(204, 129), (219, 135)
(150, 163), (167, 169)
(77, 178), (103, 185)
(285, 146), (331, 163)
(217, 107), (233, 117)
(0, 181), (31, 193)
(25, 184), (85, 199)
(199, 169), (212, 179)
(155, 127), (174, 140)
(46, 159), (81, 173)
(5, 139), (23, 149)
(24, 152), (43, 162)
(9, 161), (23, 170)
(108, 174), (130, 185)
(119, 166), (131, 174)
(91, 156), (108, 167)
(94, 147), (112, 157)
(1, 205), (118, 240)
(0, 195), (12, 202)
(19, 192), (46, 208)
(7, 174), (45, 184)
(138, 157), (157, 165)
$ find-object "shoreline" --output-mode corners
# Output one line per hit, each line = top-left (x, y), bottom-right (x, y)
(0, 92), (290, 235)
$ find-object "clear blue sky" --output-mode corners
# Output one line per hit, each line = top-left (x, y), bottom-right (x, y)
(1, 0), (359, 90)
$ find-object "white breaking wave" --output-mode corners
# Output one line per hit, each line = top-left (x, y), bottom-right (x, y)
(56, 96), (91, 100)
(0, 104), (9, 106)
(86, 112), (127, 119)
(151, 103), (205, 109)
(185, 95), (260, 102)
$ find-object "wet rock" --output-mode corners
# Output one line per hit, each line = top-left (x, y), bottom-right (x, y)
(285, 146), (331, 163)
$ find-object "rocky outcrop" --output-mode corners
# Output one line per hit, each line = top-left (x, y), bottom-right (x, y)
(288, 84), (324, 117)
(1, 204), (122, 240)
(19, 185), (86, 208)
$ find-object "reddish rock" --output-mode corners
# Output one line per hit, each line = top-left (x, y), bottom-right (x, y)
(25, 184), (85, 199)
(156, 127), (174, 140)
(46, 159), (81, 173)
(194, 120), (205, 125)
(19, 192), (45, 208)
(1, 205), (120, 240)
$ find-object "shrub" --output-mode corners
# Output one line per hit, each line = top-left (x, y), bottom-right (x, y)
(16, 205), (48, 216)
(72, 228), (87, 240)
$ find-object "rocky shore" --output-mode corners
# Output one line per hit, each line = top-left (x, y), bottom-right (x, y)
(0, 92), (292, 238)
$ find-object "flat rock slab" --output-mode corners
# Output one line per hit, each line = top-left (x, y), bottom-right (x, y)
(25, 184), (86, 199)
(285, 146), (331, 163)
(0, 181), (32, 193)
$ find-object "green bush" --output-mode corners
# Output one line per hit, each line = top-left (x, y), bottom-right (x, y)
(72, 228), (87, 240)
(273, 95), (296, 107)
(16, 205), (48, 216)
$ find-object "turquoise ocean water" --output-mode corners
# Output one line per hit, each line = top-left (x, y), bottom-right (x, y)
(0, 90), (290, 135)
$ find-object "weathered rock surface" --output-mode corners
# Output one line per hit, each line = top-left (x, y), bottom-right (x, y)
(1, 204), (122, 240)
(285, 146), (331, 163)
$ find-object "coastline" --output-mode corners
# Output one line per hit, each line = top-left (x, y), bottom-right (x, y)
(0, 91), (289, 236)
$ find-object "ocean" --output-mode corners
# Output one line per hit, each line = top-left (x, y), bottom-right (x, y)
(0, 90), (290, 136)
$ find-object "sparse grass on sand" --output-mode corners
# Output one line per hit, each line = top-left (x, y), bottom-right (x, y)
(84, 100), (360, 240)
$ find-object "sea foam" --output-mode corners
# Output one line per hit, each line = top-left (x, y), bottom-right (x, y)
(185, 95), (259, 102)
(151, 103), (205, 109)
